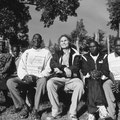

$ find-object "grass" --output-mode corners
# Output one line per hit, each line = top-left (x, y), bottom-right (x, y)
(0, 91), (88, 120)
(0, 91), (119, 120)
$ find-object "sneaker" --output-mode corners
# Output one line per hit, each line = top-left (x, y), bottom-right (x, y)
(46, 114), (61, 120)
(32, 110), (41, 120)
(97, 105), (109, 119)
(10, 107), (22, 114)
(69, 114), (78, 120)
(19, 105), (29, 119)
(88, 114), (95, 120)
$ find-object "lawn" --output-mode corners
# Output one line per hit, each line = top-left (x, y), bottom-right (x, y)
(0, 91), (119, 120)
(0, 91), (88, 120)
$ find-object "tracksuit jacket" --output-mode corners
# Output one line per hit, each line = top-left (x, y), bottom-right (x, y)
(50, 48), (81, 79)
(81, 52), (110, 114)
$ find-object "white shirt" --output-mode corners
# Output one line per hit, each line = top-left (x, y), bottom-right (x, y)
(108, 52), (120, 80)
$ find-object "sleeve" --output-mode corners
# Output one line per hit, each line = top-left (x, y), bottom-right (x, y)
(2, 54), (13, 74)
(81, 55), (89, 76)
(50, 54), (66, 71)
(17, 51), (28, 79)
(38, 50), (52, 78)
(101, 55), (110, 77)
(69, 55), (81, 73)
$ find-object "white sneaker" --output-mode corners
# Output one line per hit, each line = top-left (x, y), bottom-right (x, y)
(69, 114), (78, 120)
(97, 105), (109, 119)
(88, 114), (95, 120)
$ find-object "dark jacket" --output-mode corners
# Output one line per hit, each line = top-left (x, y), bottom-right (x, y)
(0, 53), (16, 89)
(50, 48), (82, 78)
(81, 52), (110, 78)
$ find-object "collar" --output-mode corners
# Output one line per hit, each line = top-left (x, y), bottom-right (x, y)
(90, 53), (99, 58)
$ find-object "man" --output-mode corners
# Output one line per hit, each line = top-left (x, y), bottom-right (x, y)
(0, 41), (14, 106)
(7, 34), (52, 120)
(105, 38), (120, 119)
(46, 34), (84, 120)
(81, 41), (110, 120)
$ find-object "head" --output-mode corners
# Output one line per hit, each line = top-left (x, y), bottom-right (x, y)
(31, 33), (43, 49)
(82, 39), (87, 45)
(89, 41), (100, 56)
(114, 38), (120, 56)
(58, 34), (71, 50)
(0, 41), (5, 53)
(11, 45), (20, 58)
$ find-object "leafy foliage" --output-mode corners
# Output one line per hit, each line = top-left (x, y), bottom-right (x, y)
(107, 0), (120, 32)
(70, 19), (87, 44)
(98, 29), (105, 42)
(21, 0), (80, 27)
(0, 0), (31, 45)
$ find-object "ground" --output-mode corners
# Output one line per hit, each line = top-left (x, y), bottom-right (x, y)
(0, 91), (119, 120)
(0, 91), (88, 120)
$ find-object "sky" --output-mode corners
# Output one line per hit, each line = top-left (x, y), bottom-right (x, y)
(27, 0), (116, 46)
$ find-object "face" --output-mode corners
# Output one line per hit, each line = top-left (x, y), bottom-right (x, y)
(32, 34), (42, 49)
(89, 42), (99, 56)
(60, 36), (69, 49)
(83, 39), (87, 45)
(115, 40), (120, 56)
(12, 47), (20, 58)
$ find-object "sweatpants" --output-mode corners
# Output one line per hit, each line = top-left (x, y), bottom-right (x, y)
(103, 80), (116, 119)
(47, 77), (84, 117)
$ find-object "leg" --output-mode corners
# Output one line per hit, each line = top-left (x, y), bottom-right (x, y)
(34, 77), (47, 111)
(47, 77), (65, 117)
(65, 78), (84, 116)
(6, 77), (27, 109)
(103, 80), (116, 119)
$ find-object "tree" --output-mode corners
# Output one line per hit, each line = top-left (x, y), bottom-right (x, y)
(0, 0), (31, 45)
(71, 19), (87, 44)
(98, 29), (105, 42)
(107, 0), (120, 36)
(19, 0), (80, 27)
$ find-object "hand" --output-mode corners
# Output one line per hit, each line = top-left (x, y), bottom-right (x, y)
(101, 75), (108, 80)
(112, 80), (120, 93)
(64, 67), (71, 78)
(22, 75), (33, 84)
(54, 68), (62, 74)
(90, 70), (102, 80)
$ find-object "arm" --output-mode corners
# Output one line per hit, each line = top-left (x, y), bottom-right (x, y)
(17, 51), (28, 79)
(50, 53), (66, 71)
(68, 55), (81, 74)
(81, 55), (89, 76)
(101, 55), (110, 80)
(2, 54), (13, 74)
(38, 51), (52, 78)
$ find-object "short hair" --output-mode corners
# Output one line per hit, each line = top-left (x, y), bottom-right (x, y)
(89, 40), (99, 47)
(33, 33), (42, 40)
(30, 33), (43, 46)
(114, 38), (120, 46)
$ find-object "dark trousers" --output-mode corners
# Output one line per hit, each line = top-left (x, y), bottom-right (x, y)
(86, 78), (107, 114)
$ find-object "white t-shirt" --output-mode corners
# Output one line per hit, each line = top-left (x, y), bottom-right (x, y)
(108, 52), (120, 80)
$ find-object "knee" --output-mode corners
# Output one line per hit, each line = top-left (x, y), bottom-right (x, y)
(75, 81), (84, 90)
(37, 78), (47, 86)
(6, 78), (15, 89)
(103, 80), (112, 90)
(47, 79), (54, 89)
